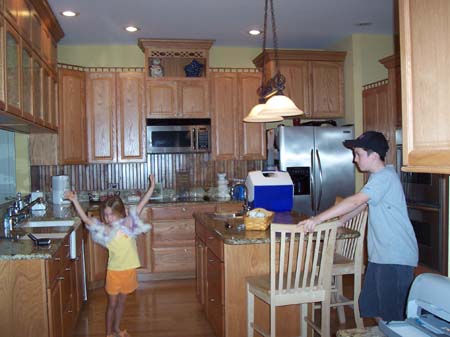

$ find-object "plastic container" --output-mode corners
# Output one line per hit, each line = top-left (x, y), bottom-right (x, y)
(245, 171), (294, 212)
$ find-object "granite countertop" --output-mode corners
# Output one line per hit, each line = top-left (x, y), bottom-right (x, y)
(0, 199), (242, 260)
(194, 212), (360, 245)
(0, 203), (83, 261)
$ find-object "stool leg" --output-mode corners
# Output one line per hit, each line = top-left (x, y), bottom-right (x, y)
(336, 275), (346, 324)
(353, 272), (364, 328)
(301, 303), (308, 337)
(247, 283), (254, 337)
(321, 296), (331, 337)
(270, 304), (276, 337)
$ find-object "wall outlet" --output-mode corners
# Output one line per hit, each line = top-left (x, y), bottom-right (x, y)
(108, 183), (118, 189)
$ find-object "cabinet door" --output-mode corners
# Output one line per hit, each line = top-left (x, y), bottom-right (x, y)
(21, 43), (33, 120)
(195, 236), (207, 306)
(279, 61), (310, 114)
(86, 234), (108, 287)
(310, 61), (344, 118)
(86, 72), (117, 162)
(237, 72), (265, 160)
(47, 280), (63, 337)
(146, 79), (177, 117)
(179, 78), (209, 117)
(58, 68), (87, 164)
(211, 72), (239, 160)
(0, 19), (5, 110)
(206, 249), (224, 337)
(5, 24), (21, 115)
(42, 67), (50, 127)
(399, 0), (450, 173)
(32, 57), (43, 125)
(117, 72), (146, 162)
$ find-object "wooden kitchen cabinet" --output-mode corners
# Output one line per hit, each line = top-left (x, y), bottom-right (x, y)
(211, 71), (265, 160)
(86, 71), (146, 163)
(58, 67), (87, 164)
(146, 77), (209, 118)
(0, 230), (83, 337)
(149, 204), (216, 278)
(253, 50), (346, 118)
(85, 209), (108, 289)
(5, 22), (21, 116)
(399, 0), (450, 173)
(0, 17), (5, 111)
(21, 42), (33, 121)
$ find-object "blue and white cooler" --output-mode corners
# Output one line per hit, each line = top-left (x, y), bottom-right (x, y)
(245, 170), (293, 212)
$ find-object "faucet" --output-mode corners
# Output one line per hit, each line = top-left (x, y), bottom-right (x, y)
(7, 197), (44, 226)
(230, 183), (250, 214)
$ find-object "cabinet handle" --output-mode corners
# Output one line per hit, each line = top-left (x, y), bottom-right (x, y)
(64, 244), (70, 247)
(182, 207), (187, 212)
(65, 267), (71, 271)
(54, 257), (61, 261)
(208, 259), (215, 263)
(58, 276), (65, 280)
(209, 298), (215, 302)
(207, 236), (215, 240)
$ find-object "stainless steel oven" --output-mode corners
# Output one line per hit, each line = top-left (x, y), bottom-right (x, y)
(146, 118), (211, 154)
(396, 129), (448, 274)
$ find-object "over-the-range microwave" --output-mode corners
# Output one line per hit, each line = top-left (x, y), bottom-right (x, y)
(146, 118), (211, 154)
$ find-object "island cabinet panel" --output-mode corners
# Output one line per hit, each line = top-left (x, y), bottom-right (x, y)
(399, 0), (450, 173)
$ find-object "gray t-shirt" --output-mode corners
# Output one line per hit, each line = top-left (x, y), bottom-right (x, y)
(360, 165), (418, 266)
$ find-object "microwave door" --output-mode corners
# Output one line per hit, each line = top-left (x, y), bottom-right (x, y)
(147, 127), (193, 153)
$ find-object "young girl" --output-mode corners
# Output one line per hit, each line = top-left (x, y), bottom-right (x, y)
(65, 174), (155, 337)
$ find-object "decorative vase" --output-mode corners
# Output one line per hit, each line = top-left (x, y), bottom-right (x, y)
(150, 58), (164, 77)
(184, 59), (204, 77)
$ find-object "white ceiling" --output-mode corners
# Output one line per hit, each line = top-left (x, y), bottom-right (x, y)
(48, 0), (395, 49)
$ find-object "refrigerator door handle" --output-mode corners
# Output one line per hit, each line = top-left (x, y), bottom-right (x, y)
(310, 149), (315, 212)
(316, 149), (323, 212)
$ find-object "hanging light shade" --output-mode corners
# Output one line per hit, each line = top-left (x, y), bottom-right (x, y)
(259, 94), (304, 117)
(244, 102), (284, 122)
(243, 0), (303, 122)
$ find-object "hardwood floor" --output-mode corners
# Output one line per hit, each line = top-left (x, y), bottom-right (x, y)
(73, 277), (376, 337)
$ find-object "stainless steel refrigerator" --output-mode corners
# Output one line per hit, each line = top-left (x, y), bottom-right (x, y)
(276, 125), (355, 216)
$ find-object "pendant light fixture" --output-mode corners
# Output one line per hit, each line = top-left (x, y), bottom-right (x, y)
(243, 0), (303, 122)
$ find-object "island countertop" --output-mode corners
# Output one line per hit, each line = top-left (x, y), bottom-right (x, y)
(193, 211), (359, 245)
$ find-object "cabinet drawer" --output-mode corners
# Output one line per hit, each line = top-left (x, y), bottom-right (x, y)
(205, 231), (223, 261)
(151, 246), (195, 273)
(215, 201), (243, 213)
(46, 236), (70, 286)
(151, 204), (216, 220)
(152, 219), (195, 247)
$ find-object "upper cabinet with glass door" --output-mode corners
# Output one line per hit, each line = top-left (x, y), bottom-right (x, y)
(5, 23), (21, 116)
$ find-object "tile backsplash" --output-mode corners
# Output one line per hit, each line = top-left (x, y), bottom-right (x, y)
(31, 153), (264, 192)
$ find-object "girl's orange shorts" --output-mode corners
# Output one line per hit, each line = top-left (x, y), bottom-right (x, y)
(105, 269), (138, 295)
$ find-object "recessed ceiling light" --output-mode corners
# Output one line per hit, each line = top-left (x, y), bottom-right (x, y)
(125, 26), (140, 33)
(249, 29), (261, 36)
(61, 10), (79, 17)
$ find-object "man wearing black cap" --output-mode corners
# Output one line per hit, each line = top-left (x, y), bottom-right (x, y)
(298, 131), (418, 323)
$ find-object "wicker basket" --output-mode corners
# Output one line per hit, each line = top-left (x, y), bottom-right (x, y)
(244, 208), (274, 231)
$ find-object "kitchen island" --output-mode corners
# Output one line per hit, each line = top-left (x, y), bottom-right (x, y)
(194, 211), (358, 337)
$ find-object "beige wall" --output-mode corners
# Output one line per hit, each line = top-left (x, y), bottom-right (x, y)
(15, 133), (30, 193)
(58, 44), (261, 68)
(330, 34), (394, 191)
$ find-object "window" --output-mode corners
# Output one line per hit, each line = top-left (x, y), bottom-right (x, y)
(0, 129), (16, 204)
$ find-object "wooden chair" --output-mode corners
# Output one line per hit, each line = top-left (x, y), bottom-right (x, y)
(331, 204), (368, 329)
(246, 220), (339, 337)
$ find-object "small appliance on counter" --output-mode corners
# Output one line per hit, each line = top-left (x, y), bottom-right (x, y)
(30, 190), (46, 210)
(52, 175), (70, 205)
(379, 273), (450, 336)
(245, 171), (293, 212)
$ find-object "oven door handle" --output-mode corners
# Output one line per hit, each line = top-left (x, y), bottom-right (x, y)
(407, 204), (440, 212)
(192, 128), (196, 150)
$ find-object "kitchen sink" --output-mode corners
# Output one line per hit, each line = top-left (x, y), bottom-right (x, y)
(22, 220), (75, 227)
(20, 219), (77, 258)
